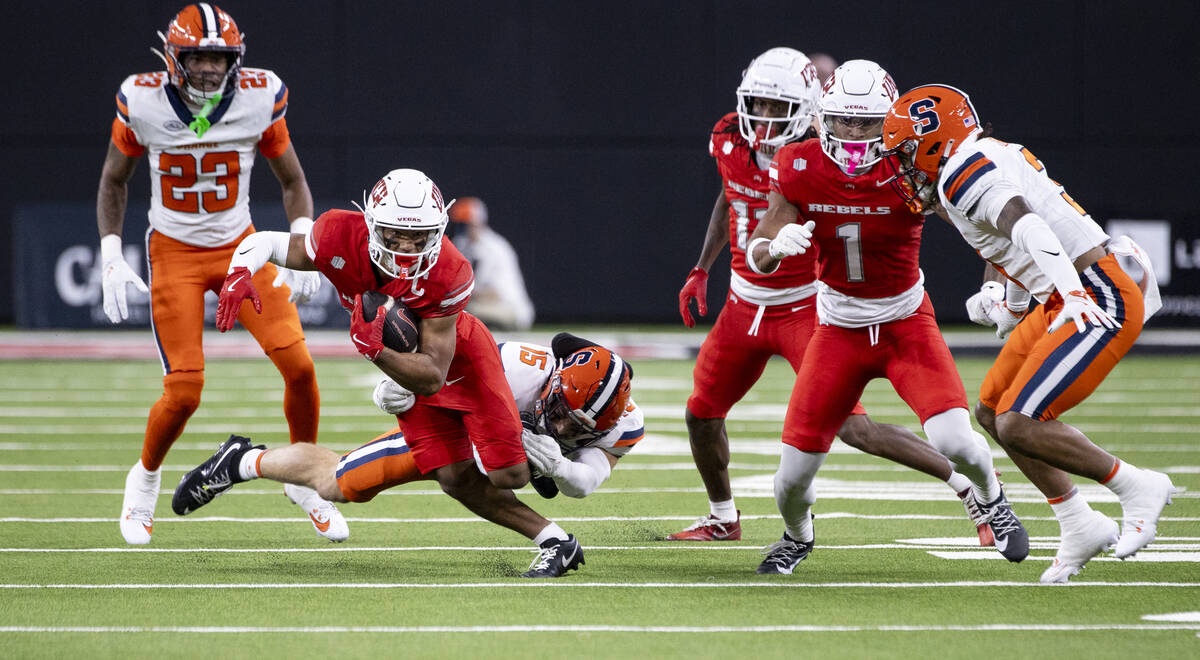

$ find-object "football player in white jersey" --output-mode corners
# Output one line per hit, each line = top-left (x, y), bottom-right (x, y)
(881, 85), (1176, 582)
(172, 333), (642, 578)
(96, 3), (342, 545)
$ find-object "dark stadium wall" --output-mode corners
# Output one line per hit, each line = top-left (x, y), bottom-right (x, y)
(5, 0), (1199, 327)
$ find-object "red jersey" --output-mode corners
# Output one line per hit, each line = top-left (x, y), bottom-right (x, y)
(306, 209), (473, 318)
(710, 113), (815, 292)
(769, 140), (923, 299)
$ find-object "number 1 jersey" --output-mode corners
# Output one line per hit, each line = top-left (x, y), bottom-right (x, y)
(110, 68), (292, 247)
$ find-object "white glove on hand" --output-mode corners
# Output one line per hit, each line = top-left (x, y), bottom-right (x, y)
(372, 377), (415, 415)
(272, 267), (321, 304)
(767, 221), (816, 260)
(100, 235), (148, 323)
(1048, 290), (1121, 334)
(965, 282), (1024, 339)
(522, 428), (566, 478)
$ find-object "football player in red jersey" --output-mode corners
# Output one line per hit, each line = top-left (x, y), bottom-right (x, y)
(670, 48), (987, 544)
(98, 3), (332, 545)
(206, 169), (583, 577)
(746, 61), (1029, 573)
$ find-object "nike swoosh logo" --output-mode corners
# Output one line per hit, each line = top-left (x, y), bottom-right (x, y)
(351, 335), (371, 347)
(225, 275), (246, 292)
(237, 248), (254, 255)
(791, 304), (812, 312)
(445, 376), (464, 386)
(143, 523), (153, 534)
(560, 543), (578, 568)
(203, 443), (242, 478)
(875, 179), (891, 188)
(995, 536), (1009, 553)
(308, 511), (331, 533)
(1039, 249), (1061, 256)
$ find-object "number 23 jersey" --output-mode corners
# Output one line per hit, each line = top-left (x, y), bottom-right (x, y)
(110, 68), (292, 248)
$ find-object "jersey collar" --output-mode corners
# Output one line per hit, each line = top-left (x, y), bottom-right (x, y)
(164, 84), (235, 129)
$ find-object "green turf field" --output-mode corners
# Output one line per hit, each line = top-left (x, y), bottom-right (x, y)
(1, 353), (1197, 658)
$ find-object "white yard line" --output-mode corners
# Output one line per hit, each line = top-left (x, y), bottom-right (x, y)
(1, 623), (1198, 633)
(2, 580), (1199, 589)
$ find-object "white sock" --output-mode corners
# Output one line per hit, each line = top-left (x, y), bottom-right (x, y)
(784, 509), (814, 543)
(238, 448), (265, 481)
(775, 445), (825, 543)
(709, 499), (738, 521)
(946, 472), (972, 494)
(1100, 459), (1142, 498)
(1050, 491), (1091, 529)
(130, 460), (160, 495)
(533, 522), (569, 546)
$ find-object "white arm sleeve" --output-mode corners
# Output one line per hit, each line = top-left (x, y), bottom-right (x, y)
(1009, 213), (1086, 298)
(554, 447), (613, 498)
(227, 231), (292, 275)
(1004, 279), (1031, 313)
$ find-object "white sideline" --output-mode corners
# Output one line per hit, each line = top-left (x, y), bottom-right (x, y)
(1, 623), (1199, 633)
(3, 580), (1199, 589)
(4, 514), (1200, 523)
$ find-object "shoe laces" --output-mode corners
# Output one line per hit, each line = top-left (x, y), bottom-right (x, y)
(125, 506), (154, 523)
(988, 502), (1022, 536)
(958, 490), (991, 526)
(761, 538), (802, 560)
(526, 544), (560, 572)
(681, 515), (725, 532)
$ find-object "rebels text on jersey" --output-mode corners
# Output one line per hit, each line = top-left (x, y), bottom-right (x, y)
(305, 209), (474, 320)
(710, 113), (815, 292)
(770, 140), (924, 299)
(497, 341), (645, 458)
(111, 68), (292, 248)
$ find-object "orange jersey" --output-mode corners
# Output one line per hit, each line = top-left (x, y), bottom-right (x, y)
(111, 67), (292, 247)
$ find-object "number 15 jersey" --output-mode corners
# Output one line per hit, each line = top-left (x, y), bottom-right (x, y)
(110, 68), (292, 248)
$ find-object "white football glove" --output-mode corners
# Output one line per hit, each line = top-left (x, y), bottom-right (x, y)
(768, 221), (816, 260)
(965, 282), (1024, 339)
(100, 234), (148, 324)
(272, 267), (321, 304)
(522, 428), (566, 478)
(1048, 290), (1121, 334)
(372, 377), (415, 415)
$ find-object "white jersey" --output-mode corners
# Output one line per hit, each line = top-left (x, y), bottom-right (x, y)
(454, 227), (536, 329)
(112, 68), (291, 247)
(938, 135), (1108, 302)
(497, 340), (645, 458)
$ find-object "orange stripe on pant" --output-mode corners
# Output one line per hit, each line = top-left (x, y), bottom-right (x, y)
(983, 254), (1144, 421)
(335, 427), (428, 503)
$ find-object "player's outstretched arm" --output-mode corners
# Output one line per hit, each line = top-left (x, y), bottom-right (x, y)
(215, 232), (315, 331)
(96, 143), (148, 323)
(371, 313), (457, 397)
(679, 190), (732, 327)
(523, 432), (618, 498)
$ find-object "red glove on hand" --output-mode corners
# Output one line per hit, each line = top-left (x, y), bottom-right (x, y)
(215, 267), (262, 332)
(350, 293), (387, 361)
(678, 266), (708, 328)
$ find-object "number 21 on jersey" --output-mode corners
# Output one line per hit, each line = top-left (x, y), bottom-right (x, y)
(159, 151), (240, 213)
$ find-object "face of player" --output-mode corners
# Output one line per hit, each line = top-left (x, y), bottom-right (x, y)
(182, 51), (230, 93)
(375, 227), (432, 255)
(829, 115), (884, 142)
(750, 97), (792, 140)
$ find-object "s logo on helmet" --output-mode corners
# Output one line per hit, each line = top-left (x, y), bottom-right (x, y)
(370, 179), (389, 206)
(561, 349), (595, 368)
(908, 98), (940, 135)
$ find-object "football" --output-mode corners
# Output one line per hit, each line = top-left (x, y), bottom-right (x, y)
(359, 290), (421, 353)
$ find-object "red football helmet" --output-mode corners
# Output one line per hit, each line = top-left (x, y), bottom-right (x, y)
(537, 346), (632, 445)
(881, 84), (981, 213)
(154, 3), (245, 106)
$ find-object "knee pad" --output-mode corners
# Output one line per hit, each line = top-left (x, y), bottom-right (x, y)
(923, 408), (985, 461)
(162, 371), (204, 414)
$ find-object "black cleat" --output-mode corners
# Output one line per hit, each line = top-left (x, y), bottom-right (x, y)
(521, 534), (584, 578)
(171, 434), (262, 515)
(756, 532), (815, 574)
(976, 489), (1029, 562)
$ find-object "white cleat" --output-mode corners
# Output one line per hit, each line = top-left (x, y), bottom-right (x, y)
(284, 483), (349, 542)
(1039, 510), (1119, 584)
(1114, 469), (1178, 559)
(119, 462), (160, 545)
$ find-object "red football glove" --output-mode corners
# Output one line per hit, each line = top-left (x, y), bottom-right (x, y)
(678, 266), (709, 328)
(215, 267), (262, 332)
(350, 293), (386, 361)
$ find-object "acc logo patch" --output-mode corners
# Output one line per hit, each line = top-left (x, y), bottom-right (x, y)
(792, 157), (807, 171)
(163, 120), (187, 131)
(722, 141), (734, 155)
(330, 256), (345, 270)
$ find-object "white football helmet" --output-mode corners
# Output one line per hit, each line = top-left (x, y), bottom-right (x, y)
(817, 59), (898, 174)
(355, 169), (452, 280)
(736, 47), (821, 155)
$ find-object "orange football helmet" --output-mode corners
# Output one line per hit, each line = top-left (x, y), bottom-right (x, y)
(154, 3), (245, 106)
(537, 346), (632, 446)
(881, 84), (981, 213)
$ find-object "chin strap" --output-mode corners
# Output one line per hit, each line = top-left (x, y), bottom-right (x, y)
(189, 92), (223, 138)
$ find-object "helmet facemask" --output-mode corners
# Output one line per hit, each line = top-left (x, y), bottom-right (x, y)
(737, 94), (811, 156)
(819, 112), (887, 175)
(735, 48), (820, 156)
(534, 348), (632, 450)
(881, 143), (938, 214)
